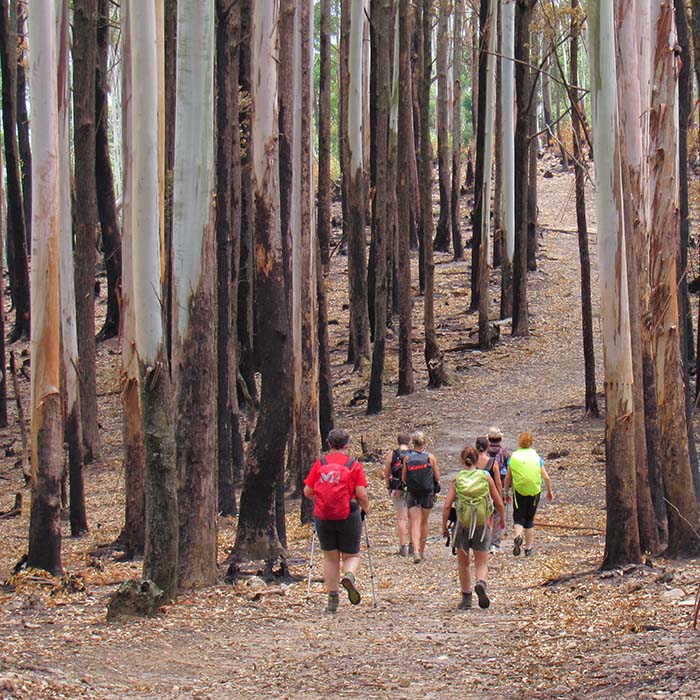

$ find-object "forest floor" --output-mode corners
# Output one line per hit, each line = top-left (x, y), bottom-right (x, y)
(3, 156), (700, 699)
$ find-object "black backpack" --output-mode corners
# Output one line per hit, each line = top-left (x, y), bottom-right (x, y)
(388, 448), (409, 492)
(404, 450), (435, 496)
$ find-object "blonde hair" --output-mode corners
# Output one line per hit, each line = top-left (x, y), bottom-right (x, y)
(518, 431), (533, 449)
(411, 431), (426, 449)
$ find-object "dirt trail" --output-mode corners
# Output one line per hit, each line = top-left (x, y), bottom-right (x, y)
(2, 162), (700, 699)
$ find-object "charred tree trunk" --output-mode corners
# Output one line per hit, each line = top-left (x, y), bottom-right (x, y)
(317, 0), (332, 268)
(15, 1), (30, 252)
(73, 0), (100, 463)
(451, 0), (464, 261)
(0, 0), (29, 340)
(95, 0), (122, 342)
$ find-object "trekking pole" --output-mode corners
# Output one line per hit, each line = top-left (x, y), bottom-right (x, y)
(363, 514), (378, 608)
(306, 523), (317, 596)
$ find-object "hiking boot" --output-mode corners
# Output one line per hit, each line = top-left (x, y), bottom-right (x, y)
(408, 543), (415, 556)
(474, 580), (490, 609)
(341, 572), (361, 605)
(413, 552), (422, 564)
(398, 544), (408, 557)
(524, 547), (534, 558)
(513, 535), (523, 557)
(458, 592), (472, 610)
(325, 592), (339, 614)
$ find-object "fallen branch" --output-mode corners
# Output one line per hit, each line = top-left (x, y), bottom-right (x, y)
(534, 521), (603, 534)
(0, 492), (21, 519)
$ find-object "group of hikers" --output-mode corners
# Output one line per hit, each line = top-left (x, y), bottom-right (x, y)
(303, 427), (554, 613)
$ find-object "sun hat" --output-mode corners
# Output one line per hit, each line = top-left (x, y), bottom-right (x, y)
(487, 426), (503, 440)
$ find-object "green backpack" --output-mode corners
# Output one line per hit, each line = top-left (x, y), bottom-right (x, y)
(455, 469), (494, 536)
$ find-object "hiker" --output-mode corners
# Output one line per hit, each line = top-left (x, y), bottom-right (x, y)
(504, 431), (554, 558)
(384, 433), (412, 556)
(303, 428), (370, 613)
(402, 431), (440, 564)
(442, 446), (505, 610)
(478, 433), (506, 552)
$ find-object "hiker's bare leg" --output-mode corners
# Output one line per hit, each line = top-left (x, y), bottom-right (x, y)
(473, 549), (489, 583)
(513, 523), (524, 541)
(324, 550), (341, 591)
(524, 527), (535, 549)
(340, 552), (360, 576)
(457, 548), (472, 592)
(419, 508), (430, 554)
(409, 506), (422, 552)
(396, 504), (409, 546)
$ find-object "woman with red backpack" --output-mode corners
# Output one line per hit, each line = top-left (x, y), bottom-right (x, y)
(304, 428), (370, 613)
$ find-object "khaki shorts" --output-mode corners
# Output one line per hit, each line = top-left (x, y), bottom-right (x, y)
(406, 492), (436, 509)
(453, 522), (491, 552)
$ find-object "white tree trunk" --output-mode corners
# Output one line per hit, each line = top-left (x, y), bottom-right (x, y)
(27, 0), (63, 574)
(478, 0), (497, 348)
(589, 0), (640, 567)
(501, 0), (515, 265)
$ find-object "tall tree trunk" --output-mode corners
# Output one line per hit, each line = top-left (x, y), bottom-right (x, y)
(0, 99), (6, 428)
(511, 0), (534, 337)
(590, 0), (641, 568)
(470, 0), (489, 312)
(15, 1), (30, 252)
(419, 0), (445, 387)
(27, 0), (63, 576)
(347, 0), (371, 369)
(500, 0), (515, 319)
(237, 0), (258, 417)
(294, 0), (321, 524)
(119, 0), (145, 559)
(95, 0), (122, 342)
(614, 0), (659, 555)
(451, 0), (464, 260)
(317, 0), (332, 268)
(526, 29), (538, 272)
(73, 0), (100, 463)
(433, 0), (451, 253)
(317, 243), (335, 447)
(172, 0), (218, 589)
(0, 0), (29, 340)
(648, 1), (700, 558)
(397, 0), (415, 396)
(216, 0), (241, 518)
(478, 0), (497, 350)
(58, 0), (88, 537)
(233, 0), (293, 563)
(569, 0), (598, 418)
(674, 0), (699, 499)
(128, 0), (179, 602)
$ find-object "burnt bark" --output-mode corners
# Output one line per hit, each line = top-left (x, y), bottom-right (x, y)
(122, 378), (145, 559)
(65, 404), (88, 536)
(0, 0), (29, 340)
(95, 0), (122, 342)
(15, 1), (30, 252)
(73, 0), (100, 462)
(28, 395), (64, 576)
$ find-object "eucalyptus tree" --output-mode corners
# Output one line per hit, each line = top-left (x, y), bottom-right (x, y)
(614, 0), (658, 554)
(396, 0), (415, 396)
(500, 0), (515, 319)
(317, 0), (332, 267)
(27, 0), (63, 575)
(127, 0), (178, 601)
(589, 0), (641, 567)
(119, 0), (146, 560)
(172, 0), (218, 588)
(234, 0), (293, 562)
(648, 1), (700, 557)
(433, 0), (451, 253)
(450, 0), (464, 260)
(346, 0), (371, 369)
(57, 0), (87, 537)
(477, 0), (497, 350)
(73, 0), (100, 463)
(0, 0), (30, 340)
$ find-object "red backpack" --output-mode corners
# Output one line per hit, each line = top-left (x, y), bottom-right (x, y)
(313, 454), (358, 520)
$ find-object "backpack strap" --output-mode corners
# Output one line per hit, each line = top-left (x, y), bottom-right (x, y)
(320, 454), (355, 470)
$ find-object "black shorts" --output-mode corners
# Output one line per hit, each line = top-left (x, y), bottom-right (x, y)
(406, 492), (436, 509)
(315, 508), (362, 554)
(512, 492), (541, 529)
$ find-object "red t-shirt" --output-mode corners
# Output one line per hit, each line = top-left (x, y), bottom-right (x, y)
(304, 452), (368, 520)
